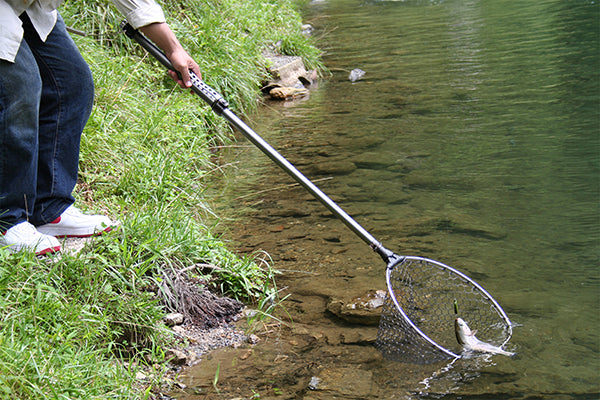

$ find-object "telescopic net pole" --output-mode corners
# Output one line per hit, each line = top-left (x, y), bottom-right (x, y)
(120, 21), (401, 265)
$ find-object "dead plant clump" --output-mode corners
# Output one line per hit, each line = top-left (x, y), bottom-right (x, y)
(155, 264), (244, 328)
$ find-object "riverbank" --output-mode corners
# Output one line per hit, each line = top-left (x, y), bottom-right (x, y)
(0, 0), (322, 398)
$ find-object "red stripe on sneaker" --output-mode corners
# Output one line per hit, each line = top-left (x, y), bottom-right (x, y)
(58, 226), (113, 238)
(36, 245), (61, 256)
(50, 216), (61, 224)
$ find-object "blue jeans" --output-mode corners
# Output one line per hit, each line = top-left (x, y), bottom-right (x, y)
(0, 13), (94, 230)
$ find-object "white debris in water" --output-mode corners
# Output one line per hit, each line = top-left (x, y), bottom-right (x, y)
(308, 376), (320, 390)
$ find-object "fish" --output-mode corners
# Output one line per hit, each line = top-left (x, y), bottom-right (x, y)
(454, 317), (515, 357)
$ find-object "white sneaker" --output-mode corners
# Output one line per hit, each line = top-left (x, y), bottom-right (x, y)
(0, 222), (61, 256)
(36, 205), (114, 238)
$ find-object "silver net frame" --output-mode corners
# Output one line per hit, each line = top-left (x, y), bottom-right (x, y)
(376, 256), (512, 364)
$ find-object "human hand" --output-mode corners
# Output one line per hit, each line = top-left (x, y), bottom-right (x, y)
(166, 47), (202, 88)
(139, 22), (202, 88)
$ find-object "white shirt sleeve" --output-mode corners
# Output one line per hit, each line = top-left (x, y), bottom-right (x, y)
(110, 0), (166, 29)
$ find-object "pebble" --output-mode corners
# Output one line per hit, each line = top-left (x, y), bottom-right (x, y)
(165, 349), (188, 365)
(269, 225), (285, 232)
(135, 371), (148, 381)
(164, 312), (184, 327)
(247, 334), (261, 344)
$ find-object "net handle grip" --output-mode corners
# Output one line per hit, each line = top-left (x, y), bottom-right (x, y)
(121, 21), (229, 115)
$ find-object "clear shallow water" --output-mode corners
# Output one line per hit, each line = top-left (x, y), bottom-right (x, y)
(178, 0), (599, 398)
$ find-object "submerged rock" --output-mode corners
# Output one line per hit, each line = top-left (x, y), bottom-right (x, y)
(349, 68), (366, 82)
(308, 160), (357, 176)
(326, 289), (387, 325)
(305, 367), (374, 399)
(269, 86), (309, 100)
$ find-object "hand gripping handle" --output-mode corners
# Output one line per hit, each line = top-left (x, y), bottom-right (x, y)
(121, 21), (229, 115)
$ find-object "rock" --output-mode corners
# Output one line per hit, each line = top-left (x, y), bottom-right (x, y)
(338, 328), (378, 345)
(61, 237), (92, 254)
(238, 349), (253, 360)
(305, 367), (374, 399)
(326, 290), (387, 325)
(165, 349), (188, 365)
(135, 371), (148, 381)
(263, 53), (316, 89)
(301, 24), (314, 36)
(268, 56), (306, 86)
(323, 235), (341, 243)
(172, 325), (186, 335)
(349, 68), (365, 82)
(269, 86), (309, 100)
(243, 308), (259, 319)
(292, 323), (325, 342)
(247, 334), (261, 344)
(164, 312), (184, 327)
(292, 325), (310, 336)
(308, 160), (357, 176)
(351, 151), (398, 170)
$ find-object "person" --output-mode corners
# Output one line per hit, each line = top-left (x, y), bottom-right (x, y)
(0, 0), (201, 255)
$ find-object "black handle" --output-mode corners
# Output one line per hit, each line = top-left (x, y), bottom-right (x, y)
(121, 21), (229, 115)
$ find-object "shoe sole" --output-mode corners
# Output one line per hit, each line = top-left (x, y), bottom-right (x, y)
(41, 226), (113, 238)
(36, 245), (61, 256)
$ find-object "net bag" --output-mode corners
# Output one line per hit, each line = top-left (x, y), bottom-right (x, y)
(376, 256), (512, 364)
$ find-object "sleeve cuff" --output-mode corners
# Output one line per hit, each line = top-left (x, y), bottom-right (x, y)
(125, 4), (166, 29)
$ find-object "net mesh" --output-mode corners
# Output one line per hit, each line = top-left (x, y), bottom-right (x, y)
(376, 256), (512, 364)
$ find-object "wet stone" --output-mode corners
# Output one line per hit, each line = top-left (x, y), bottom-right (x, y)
(339, 327), (378, 345)
(270, 207), (311, 218)
(348, 68), (366, 82)
(269, 86), (309, 100)
(351, 151), (398, 170)
(323, 235), (341, 243)
(268, 225), (285, 232)
(309, 160), (357, 175)
(305, 367), (374, 399)
(326, 290), (386, 326)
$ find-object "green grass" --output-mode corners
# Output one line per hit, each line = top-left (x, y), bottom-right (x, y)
(0, 251), (149, 398)
(0, 0), (321, 398)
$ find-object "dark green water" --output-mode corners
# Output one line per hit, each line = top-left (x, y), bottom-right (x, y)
(178, 0), (599, 398)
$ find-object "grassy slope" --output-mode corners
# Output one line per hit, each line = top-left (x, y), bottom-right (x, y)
(0, 0), (320, 398)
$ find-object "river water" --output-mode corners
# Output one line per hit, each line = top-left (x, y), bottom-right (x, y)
(176, 0), (599, 398)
